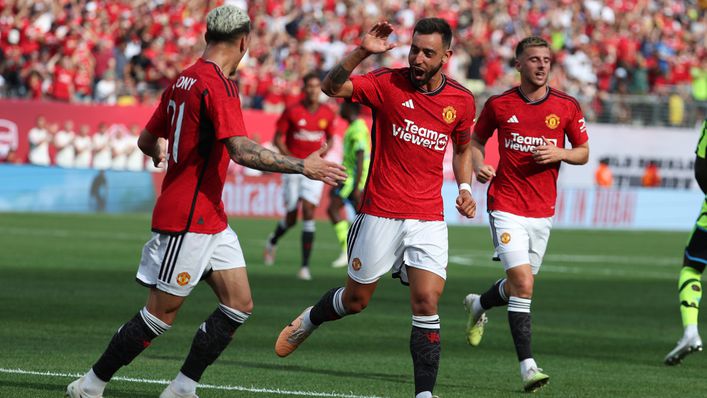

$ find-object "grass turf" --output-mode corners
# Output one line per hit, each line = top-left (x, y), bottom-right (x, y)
(0, 212), (705, 397)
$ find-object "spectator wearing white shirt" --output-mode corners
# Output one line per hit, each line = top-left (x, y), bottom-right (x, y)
(126, 124), (145, 171)
(28, 115), (51, 166)
(110, 128), (131, 170)
(74, 124), (93, 169)
(54, 120), (76, 168)
(92, 123), (112, 170)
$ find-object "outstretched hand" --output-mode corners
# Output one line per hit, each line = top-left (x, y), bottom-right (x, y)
(360, 21), (397, 54)
(303, 143), (347, 186)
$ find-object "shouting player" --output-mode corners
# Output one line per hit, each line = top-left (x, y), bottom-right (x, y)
(66, 5), (345, 398)
(462, 36), (589, 392)
(275, 18), (477, 398)
(263, 72), (336, 280)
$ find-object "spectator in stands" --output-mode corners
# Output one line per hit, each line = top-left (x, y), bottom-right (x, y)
(94, 70), (117, 104)
(110, 127), (131, 170)
(54, 120), (76, 168)
(49, 55), (74, 102)
(126, 124), (145, 171)
(2, 1), (706, 126)
(27, 115), (51, 166)
(642, 160), (662, 188)
(74, 124), (93, 169)
(595, 158), (613, 188)
(92, 122), (112, 170)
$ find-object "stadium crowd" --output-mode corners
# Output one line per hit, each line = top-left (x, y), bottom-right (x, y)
(0, 0), (705, 121)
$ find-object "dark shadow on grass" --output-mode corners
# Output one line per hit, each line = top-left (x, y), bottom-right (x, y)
(145, 354), (484, 391)
(0, 379), (153, 398)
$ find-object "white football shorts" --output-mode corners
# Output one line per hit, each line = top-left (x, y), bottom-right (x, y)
(346, 214), (448, 284)
(282, 173), (324, 211)
(136, 226), (246, 296)
(488, 210), (552, 274)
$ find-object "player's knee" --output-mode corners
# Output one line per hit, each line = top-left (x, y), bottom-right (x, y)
(410, 294), (439, 315)
(509, 280), (533, 298)
(343, 294), (369, 314)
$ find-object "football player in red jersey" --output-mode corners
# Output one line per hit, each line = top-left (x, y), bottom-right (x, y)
(66, 5), (346, 398)
(275, 18), (477, 398)
(463, 36), (589, 393)
(263, 72), (336, 281)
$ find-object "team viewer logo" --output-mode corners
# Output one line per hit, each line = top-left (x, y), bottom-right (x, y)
(500, 232), (511, 244)
(352, 258), (362, 271)
(176, 272), (191, 286)
(442, 106), (457, 124)
(545, 114), (560, 129)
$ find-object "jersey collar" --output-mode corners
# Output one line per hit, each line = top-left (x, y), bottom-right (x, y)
(409, 71), (447, 96)
(516, 85), (550, 105)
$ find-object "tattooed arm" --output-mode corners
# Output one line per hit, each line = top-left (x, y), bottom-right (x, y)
(321, 21), (396, 98)
(224, 136), (347, 186)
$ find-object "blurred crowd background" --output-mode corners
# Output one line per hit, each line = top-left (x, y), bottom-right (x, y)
(1, 0), (706, 126)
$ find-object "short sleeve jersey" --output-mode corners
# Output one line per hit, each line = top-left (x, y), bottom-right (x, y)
(145, 58), (248, 234)
(350, 68), (476, 221)
(473, 87), (589, 217)
(342, 118), (371, 187)
(276, 101), (335, 159)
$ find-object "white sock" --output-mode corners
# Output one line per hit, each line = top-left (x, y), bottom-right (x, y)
(519, 358), (538, 376)
(415, 391), (433, 398)
(82, 369), (107, 396)
(170, 371), (197, 395)
(302, 308), (317, 331)
(472, 297), (485, 316)
(684, 324), (699, 339)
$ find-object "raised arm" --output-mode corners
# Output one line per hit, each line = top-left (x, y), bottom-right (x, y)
(321, 21), (396, 98)
(224, 136), (346, 186)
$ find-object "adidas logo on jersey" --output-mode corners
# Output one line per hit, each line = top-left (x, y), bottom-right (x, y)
(402, 99), (415, 109)
(507, 115), (519, 123)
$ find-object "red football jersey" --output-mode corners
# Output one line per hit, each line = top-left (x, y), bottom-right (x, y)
(276, 101), (335, 159)
(145, 58), (248, 234)
(474, 87), (589, 217)
(351, 68), (475, 221)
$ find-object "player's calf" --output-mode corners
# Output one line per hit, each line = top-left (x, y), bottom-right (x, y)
(178, 304), (250, 384)
(411, 315), (441, 398)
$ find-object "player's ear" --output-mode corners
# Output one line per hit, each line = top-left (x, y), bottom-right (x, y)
(442, 49), (452, 65)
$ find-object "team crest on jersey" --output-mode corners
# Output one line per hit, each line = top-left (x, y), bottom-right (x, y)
(500, 232), (511, 244)
(545, 114), (560, 129)
(176, 272), (191, 286)
(442, 106), (457, 124)
(352, 258), (362, 271)
(318, 119), (328, 129)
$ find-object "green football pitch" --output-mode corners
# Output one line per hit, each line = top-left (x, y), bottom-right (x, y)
(1, 213), (705, 397)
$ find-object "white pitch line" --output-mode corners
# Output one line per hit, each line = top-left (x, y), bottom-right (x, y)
(0, 368), (384, 398)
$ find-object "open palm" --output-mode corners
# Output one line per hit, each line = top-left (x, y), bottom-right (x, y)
(360, 21), (396, 54)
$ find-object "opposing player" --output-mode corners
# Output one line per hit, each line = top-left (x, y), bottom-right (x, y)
(462, 36), (589, 392)
(263, 72), (336, 280)
(66, 6), (345, 398)
(327, 101), (370, 267)
(664, 119), (707, 365)
(275, 19), (477, 398)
